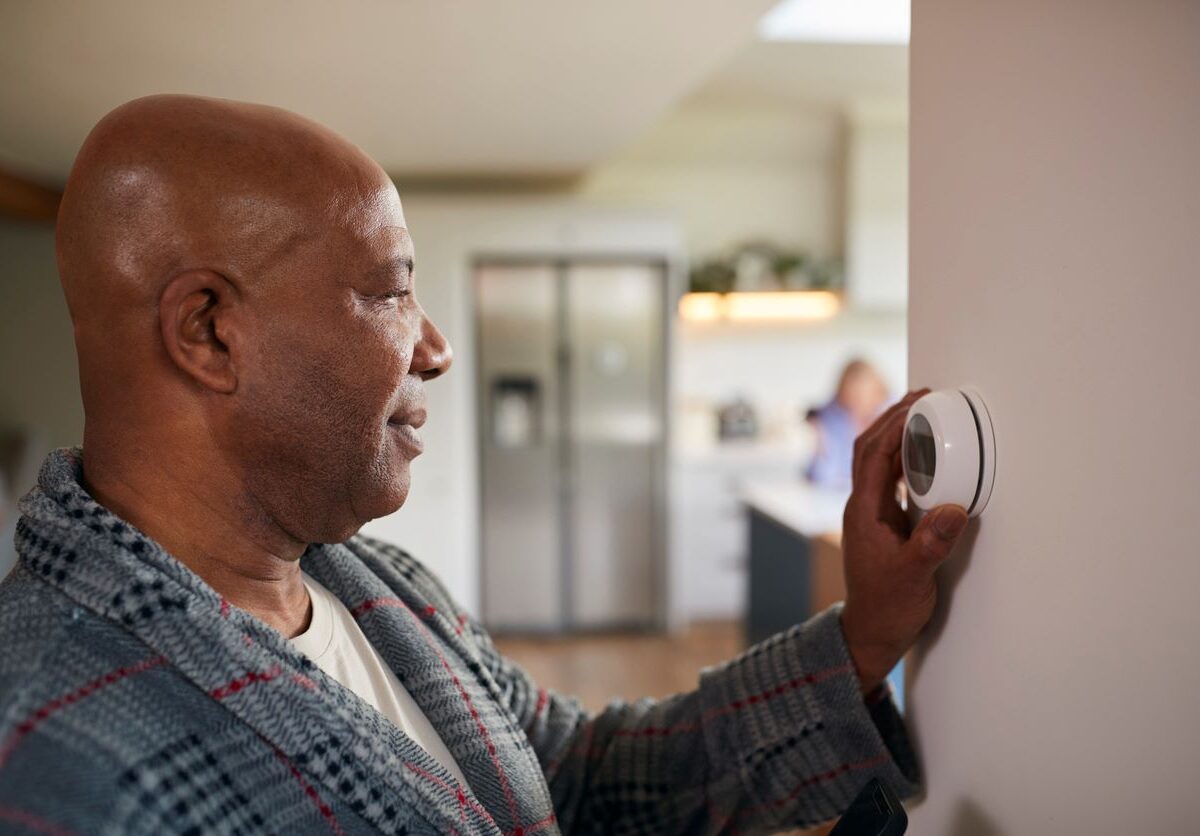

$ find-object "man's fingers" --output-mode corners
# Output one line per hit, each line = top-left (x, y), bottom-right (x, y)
(878, 447), (909, 533)
(905, 504), (969, 571)
(854, 389), (928, 465)
(853, 389), (927, 495)
(856, 392), (920, 459)
(852, 398), (911, 485)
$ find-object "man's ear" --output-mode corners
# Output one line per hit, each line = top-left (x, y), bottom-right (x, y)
(159, 269), (242, 394)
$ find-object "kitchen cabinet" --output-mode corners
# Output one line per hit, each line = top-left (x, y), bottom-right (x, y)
(669, 447), (805, 621)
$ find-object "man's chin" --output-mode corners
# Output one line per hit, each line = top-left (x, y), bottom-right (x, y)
(312, 481), (408, 543)
(361, 467), (411, 523)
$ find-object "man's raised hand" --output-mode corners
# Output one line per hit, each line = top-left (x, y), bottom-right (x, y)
(839, 389), (970, 694)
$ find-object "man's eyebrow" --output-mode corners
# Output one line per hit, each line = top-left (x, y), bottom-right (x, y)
(364, 255), (415, 280)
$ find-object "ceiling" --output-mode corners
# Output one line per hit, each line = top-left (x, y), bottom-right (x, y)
(0, 0), (778, 183)
(689, 40), (907, 109)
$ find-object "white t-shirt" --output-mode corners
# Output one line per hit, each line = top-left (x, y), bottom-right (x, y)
(290, 573), (469, 788)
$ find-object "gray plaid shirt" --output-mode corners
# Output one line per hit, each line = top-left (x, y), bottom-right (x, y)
(0, 448), (918, 834)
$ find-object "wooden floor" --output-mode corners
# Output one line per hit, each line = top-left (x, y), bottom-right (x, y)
(494, 620), (743, 713)
(494, 622), (834, 835)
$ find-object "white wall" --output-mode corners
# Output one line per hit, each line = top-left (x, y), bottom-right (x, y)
(845, 102), (907, 310)
(907, 2), (1200, 832)
(577, 100), (844, 259)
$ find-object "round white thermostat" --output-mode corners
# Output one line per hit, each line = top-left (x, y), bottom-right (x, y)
(902, 389), (996, 518)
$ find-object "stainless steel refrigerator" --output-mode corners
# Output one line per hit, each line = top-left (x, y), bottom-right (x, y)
(475, 259), (668, 632)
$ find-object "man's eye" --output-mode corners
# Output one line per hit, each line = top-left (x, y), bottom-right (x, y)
(380, 289), (411, 300)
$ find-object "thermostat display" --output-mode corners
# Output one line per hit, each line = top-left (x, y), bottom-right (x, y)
(904, 413), (937, 496)
(902, 389), (995, 518)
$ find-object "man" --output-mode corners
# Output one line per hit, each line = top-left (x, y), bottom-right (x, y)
(0, 95), (968, 834)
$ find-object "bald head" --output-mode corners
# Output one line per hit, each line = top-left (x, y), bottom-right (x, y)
(58, 94), (391, 318)
(59, 95), (451, 545)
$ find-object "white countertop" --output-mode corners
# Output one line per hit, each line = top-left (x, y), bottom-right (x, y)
(673, 439), (810, 466)
(739, 479), (848, 538)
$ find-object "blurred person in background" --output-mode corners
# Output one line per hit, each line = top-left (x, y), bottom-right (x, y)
(805, 359), (891, 491)
(0, 96), (968, 834)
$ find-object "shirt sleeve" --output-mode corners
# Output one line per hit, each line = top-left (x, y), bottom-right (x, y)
(470, 603), (921, 835)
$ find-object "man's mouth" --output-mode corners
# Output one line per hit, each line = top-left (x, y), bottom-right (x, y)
(387, 409), (426, 457)
(388, 408), (427, 430)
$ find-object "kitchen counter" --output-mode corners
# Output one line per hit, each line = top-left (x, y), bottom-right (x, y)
(739, 479), (848, 537)
(739, 479), (849, 645)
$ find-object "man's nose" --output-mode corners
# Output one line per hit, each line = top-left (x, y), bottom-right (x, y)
(411, 307), (453, 381)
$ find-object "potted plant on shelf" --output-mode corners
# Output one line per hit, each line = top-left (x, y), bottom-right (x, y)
(687, 241), (843, 295)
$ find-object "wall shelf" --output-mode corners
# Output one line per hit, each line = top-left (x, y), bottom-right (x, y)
(677, 291), (841, 323)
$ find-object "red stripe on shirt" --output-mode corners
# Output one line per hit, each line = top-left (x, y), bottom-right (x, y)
(611, 662), (855, 740)
(210, 665), (283, 700)
(404, 760), (498, 831)
(0, 806), (76, 836)
(738, 751), (891, 821)
(354, 596), (524, 830)
(266, 740), (345, 835)
(0, 654), (167, 770)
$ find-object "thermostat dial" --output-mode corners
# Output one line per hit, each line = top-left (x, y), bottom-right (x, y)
(902, 389), (995, 518)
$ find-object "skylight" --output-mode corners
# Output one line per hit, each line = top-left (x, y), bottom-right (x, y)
(758, 0), (910, 44)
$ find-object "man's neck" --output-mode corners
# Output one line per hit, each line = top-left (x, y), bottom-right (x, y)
(80, 439), (313, 638)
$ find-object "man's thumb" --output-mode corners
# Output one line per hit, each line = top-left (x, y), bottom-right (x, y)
(909, 505), (969, 568)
